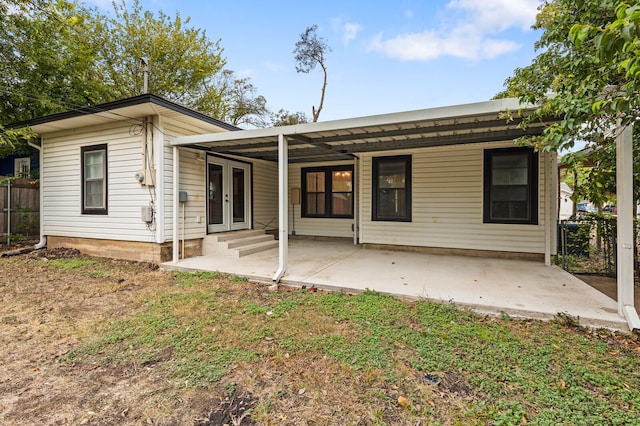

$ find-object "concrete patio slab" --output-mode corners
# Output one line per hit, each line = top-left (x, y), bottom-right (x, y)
(162, 239), (628, 331)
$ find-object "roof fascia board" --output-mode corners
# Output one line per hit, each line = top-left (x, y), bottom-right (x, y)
(172, 98), (534, 146)
(222, 128), (542, 161)
(9, 93), (238, 132)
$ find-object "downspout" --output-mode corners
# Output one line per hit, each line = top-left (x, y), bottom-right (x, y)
(273, 134), (288, 282)
(28, 138), (46, 249)
(172, 146), (180, 263)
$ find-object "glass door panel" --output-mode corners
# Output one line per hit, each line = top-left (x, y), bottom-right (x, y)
(232, 167), (246, 223)
(207, 157), (251, 233)
(208, 162), (225, 232)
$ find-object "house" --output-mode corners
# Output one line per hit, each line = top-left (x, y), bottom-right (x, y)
(12, 94), (559, 268)
(559, 182), (574, 220)
(0, 146), (39, 178)
(10, 94), (241, 260)
(12, 93), (640, 331)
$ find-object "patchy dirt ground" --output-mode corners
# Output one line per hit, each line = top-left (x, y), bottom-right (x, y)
(1, 248), (427, 425)
(0, 248), (230, 425)
(2, 245), (639, 425)
(576, 273), (640, 308)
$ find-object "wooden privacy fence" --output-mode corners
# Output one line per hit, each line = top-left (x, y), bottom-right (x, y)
(0, 176), (39, 245)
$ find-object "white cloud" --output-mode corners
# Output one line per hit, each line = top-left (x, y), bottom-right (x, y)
(342, 22), (362, 45)
(447, 0), (539, 31)
(331, 17), (363, 45)
(369, 0), (539, 61)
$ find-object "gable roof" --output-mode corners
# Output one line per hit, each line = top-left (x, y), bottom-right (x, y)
(9, 94), (238, 134)
(172, 98), (554, 163)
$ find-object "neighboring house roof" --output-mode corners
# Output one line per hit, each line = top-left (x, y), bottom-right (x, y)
(558, 145), (598, 170)
(560, 182), (573, 195)
(9, 93), (238, 134)
(172, 98), (556, 163)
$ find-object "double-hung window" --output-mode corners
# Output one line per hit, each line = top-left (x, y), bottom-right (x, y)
(81, 144), (108, 215)
(483, 147), (537, 224)
(14, 157), (30, 177)
(301, 165), (353, 218)
(372, 155), (411, 222)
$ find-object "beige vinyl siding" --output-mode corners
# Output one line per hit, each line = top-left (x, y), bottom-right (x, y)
(42, 123), (159, 242)
(252, 160), (278, 232)
(162, 121), (210, 242)
(289, 161), (355, 238)
(163, 122), (277, 238)
(178, 148), (206, 240)
(162, 138), (175, 241)
(360, 142), (546, 254)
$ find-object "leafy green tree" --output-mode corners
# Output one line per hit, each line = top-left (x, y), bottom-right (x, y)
(0, 0), (108, 153)
(0, 125), (35, 158)
(270, 109), (308, 127)
(97, 0), (227, 117)
(570, 1), (640, 122)
(0, 0), (107, 122)
(293, 25), (331, 122)
(499, 0), (640, 203)
(1, 0), (275, 150)
(216, 70), (269, 128)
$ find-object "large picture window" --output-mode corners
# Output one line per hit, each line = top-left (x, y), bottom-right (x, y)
(483, 147), (537, 224)
(301, 165), (353, 218)
(81, 144), (108, 215)
(372, 155), (411, 222)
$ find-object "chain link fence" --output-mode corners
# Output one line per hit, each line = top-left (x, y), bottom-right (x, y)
(556, 216), (638, 280)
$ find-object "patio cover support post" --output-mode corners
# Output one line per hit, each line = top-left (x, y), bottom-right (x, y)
(616, 119), (640, 330)
(172, 146), (180, 263)
(353, 155), (359, 245)
(273, 134), (288, 282)
(550, 152), (559, 257)
(544, 151), (553, 266)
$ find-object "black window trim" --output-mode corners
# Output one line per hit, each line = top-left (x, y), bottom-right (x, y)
(81, 143), (108, 215)
(372, 155), (412, 222)
(483, 147), (538, 225)
(301, 164), (354, 219)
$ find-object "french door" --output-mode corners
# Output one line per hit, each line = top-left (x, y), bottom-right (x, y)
(207, 157), (251, 233)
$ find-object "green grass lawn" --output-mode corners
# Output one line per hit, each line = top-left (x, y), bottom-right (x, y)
(50, 259), (640, 425)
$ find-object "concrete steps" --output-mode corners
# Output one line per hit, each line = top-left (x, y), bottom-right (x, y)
(203, 229), (278, 258)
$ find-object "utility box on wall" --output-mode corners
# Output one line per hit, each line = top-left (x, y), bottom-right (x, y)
(290, 187), (300, 205)
(141, 206), (153, 223)
(179, 191), (188, 203)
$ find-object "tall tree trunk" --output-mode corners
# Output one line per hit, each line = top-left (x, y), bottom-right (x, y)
(312, 63), (327, 122)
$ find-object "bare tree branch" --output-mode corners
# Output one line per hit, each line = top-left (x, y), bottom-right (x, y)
(293, 25), (331, 122)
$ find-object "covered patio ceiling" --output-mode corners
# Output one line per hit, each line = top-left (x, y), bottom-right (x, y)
(171, 98), (552, 162)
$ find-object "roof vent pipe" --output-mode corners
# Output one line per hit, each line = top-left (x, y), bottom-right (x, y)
(141, 57), (149, 94)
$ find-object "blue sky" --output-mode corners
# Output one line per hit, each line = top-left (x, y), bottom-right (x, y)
(89, 0), (543, 121)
